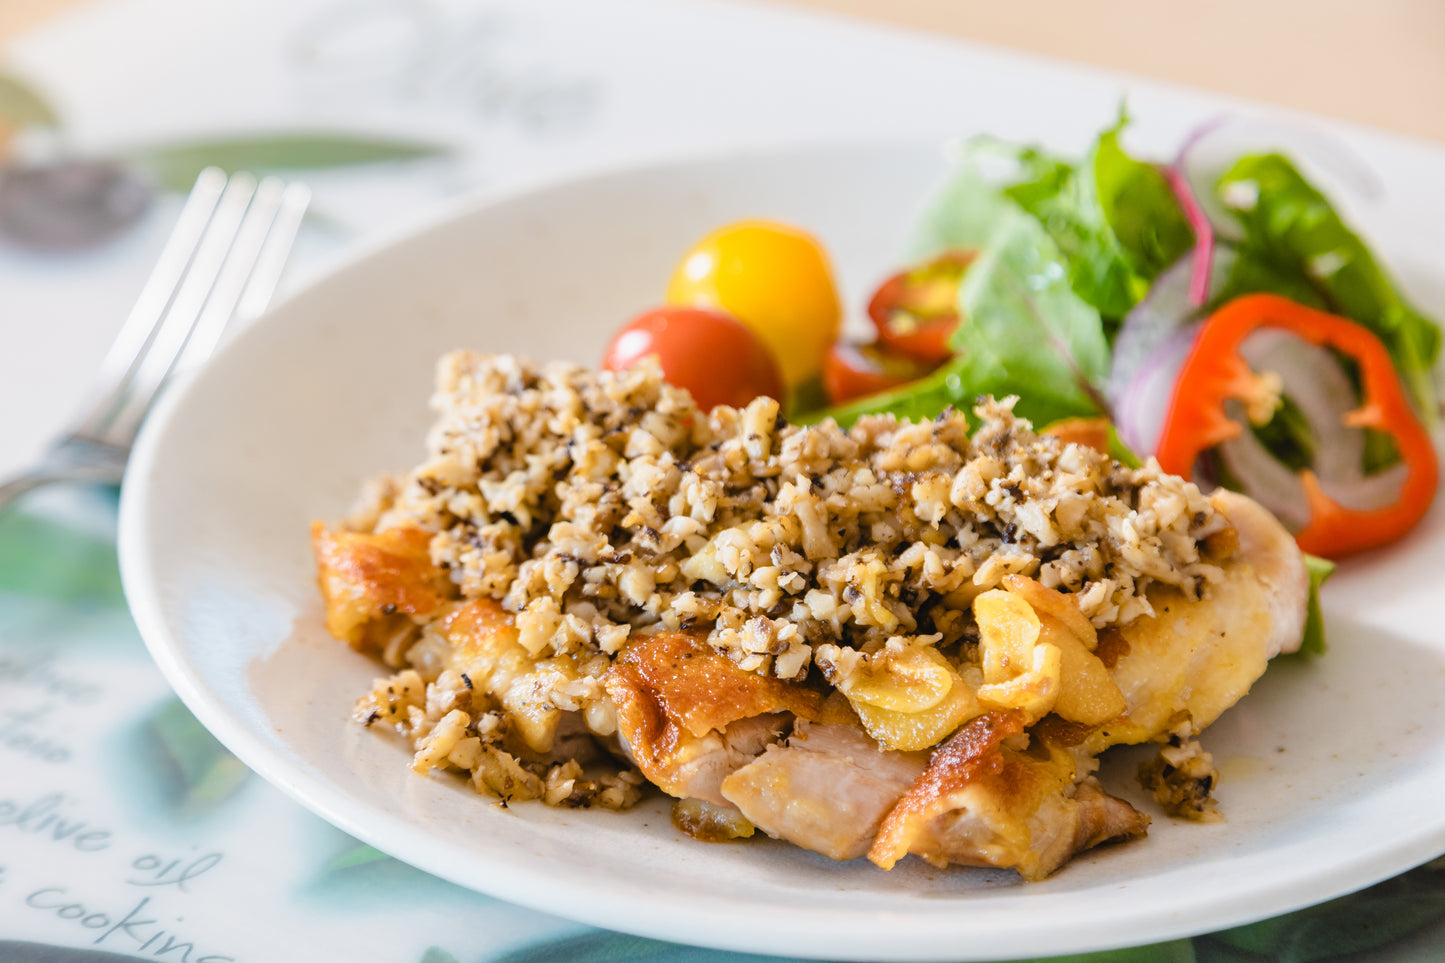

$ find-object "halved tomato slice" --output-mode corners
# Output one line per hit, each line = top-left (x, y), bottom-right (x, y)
(867, 250), (975, 364)
(823, 340), (937, 406)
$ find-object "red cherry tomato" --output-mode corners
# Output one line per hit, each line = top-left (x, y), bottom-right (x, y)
(601, 306), (785, 412)
(823, 340), (937, 406)
(867, 250), (976, 364)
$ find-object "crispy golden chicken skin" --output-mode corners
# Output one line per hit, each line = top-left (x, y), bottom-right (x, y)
(311, 523), (449, 651)
(602, 633), (827, 804)
(869, 711), (1148, 880)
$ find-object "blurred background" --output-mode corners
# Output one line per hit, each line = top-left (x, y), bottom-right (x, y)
(4, 0), (1444, 141)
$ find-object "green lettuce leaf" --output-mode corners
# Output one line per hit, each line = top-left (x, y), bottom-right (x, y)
(1216, 153), (1441, 422)
(947, 208), (1113, 424)
(994, 144), (1073, 214)
(1297, 553), (1335, 656)
(1001, 147), (1137, 322)
(1093, 124), (1195, 281)
(998, 118), (1192, 326)
(815, 144), (1113, 429)
(1107, 423), (1144, 468)
(906, 143), (1020, 259)
(905, 119), (1192, 334)
(1209, 241), (1328, 310)
(803, 363), (966, 428)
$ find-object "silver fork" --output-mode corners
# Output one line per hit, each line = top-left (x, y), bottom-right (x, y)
(0, 168), (310, 513)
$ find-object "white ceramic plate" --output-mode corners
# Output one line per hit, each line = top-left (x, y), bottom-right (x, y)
(119, 142), (1445, 962)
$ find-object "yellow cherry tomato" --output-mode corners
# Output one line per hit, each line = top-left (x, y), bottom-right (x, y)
(665, 220), (842, 387)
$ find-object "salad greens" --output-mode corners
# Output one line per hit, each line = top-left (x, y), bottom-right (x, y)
(1299, 554), (1335, 655)
(822, 117), (1441, 434)
(822, 199), (1111, 429)
(1091, 124), (1196, 282)
(908, 117), (1194, 335)
(821, 122), (1169, 428)
(1000, 118), (1194, 324)
(809, 115), (1445, 648)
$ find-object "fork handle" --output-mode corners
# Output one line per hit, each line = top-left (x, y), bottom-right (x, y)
(0, 472), (53, 515)
(0, 438), (128, 515)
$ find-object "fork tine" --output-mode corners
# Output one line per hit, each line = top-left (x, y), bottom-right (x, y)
(98, 172), (259, 448)
(234, 182), (311, 324)
(173, 175), (288, 374)
(70, 167), (228, 440)
(0, 168), (308, 515)
(179, 179), (311, 367)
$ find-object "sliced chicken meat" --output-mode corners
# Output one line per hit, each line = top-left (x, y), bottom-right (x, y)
(721, 721), (928, 860)
(602, 632), (824, 805)
(645, 713), (791, 807)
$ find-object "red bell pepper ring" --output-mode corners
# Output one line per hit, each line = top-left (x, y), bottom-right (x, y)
(1156, 293), (1439, 558)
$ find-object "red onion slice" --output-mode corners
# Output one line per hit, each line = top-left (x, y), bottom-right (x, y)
(1238, 328), (1364, 481)
(1216, 327), (1407, 525)
(1108, 248), (1234, 408)
(1162, 164), (1213, 307)
(1319, 463), (1408, 512)
(1216, 406), (1312, 530)
(1113, 321), (1202, 456)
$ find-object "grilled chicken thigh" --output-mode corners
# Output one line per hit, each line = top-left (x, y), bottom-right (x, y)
(674, 491), (1304, 877)
(322, 438), (1309, 881)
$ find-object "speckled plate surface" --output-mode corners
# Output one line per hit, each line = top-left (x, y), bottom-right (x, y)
(118, 143), (1445, 961)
